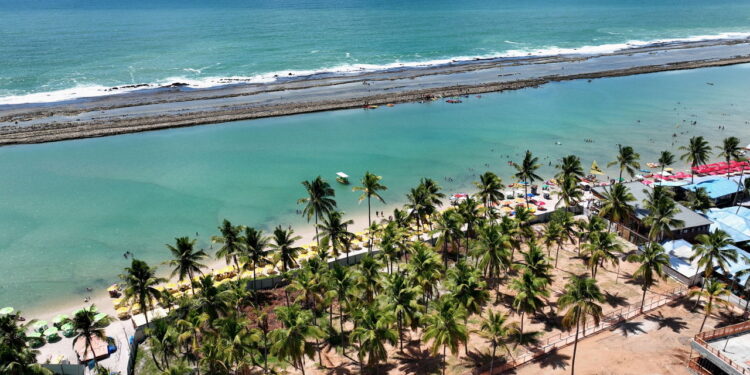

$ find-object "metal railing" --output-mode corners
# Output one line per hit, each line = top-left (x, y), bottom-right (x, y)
(687, 358), (712, 375)
(472, 286), (687, 374)
(692, 321), (750, 375)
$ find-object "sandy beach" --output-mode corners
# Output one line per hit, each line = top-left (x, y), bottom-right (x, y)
(1, 38), (749, 146)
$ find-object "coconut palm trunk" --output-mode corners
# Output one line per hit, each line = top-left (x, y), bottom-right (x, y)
(489, 343), (497, 375)
(571, 315), (581, 375)
(698, 296), (714, 333)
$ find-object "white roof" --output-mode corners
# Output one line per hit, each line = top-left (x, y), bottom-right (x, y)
(131, 308), (167, 328)
(661, 239), (701, 278)
(336, 172), (349, 178)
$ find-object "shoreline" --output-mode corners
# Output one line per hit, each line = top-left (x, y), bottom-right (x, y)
(1, 38), (750, 146)
(20, 201), (405, 322)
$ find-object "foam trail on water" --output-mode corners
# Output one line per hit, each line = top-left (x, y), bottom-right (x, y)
(1, 32), (749, 106)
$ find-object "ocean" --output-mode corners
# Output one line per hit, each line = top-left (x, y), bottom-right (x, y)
(2, 0), (750, 104)
(1, 64), (749, 311)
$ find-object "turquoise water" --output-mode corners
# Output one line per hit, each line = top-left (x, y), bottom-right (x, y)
(1, 64), (749, 310)
(2, 0), (750, 103)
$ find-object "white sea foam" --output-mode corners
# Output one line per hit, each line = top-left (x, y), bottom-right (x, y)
(2, 32), (749, 106)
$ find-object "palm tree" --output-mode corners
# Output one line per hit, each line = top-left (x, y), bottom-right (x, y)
(317, 211), (355, 261)
(0, 311), (52, 375)
(684, 187), (714, 214)
(270, 225), (303, 274)
(717, 136), (742, 179)
(212, 219), (244, 274)
(405, 185), (430, 235)
(474, 171), (505, 218)
(515, 244), (554, 289)
(553, 210), (579, 257)
(351, 303), (398, 372)
(556, 176), (584, 210)
(680, 136), (712, 183)
(448, 260), (489, 354)
(353, 171), (388, 251)
(689, 279), (731, 333)
(421, 177), (446, 225)
(607, 144), (640, 181)
(510, 270), (549, 334)
(381, 272), (422, 352)
(423, 296), (468, 375)
(642, 187), (684, 242)
(458, 197), (482, 254)
(356, 255), (383, 303)
(298, 176), (337, 248)
(627, 242), (670, 312)
(513, 150), (542, 207)
(433, 210), (464, 266)
(241, 226), (269, 303)
(71, 305), (108, 367)
(556, 155), (585, 183)
(558, 276), (605, 375)
(166, 236), (207, 296)
(478, 311), (519, 375)
(271, 304), (324, 375)
(194, 275), (229, 319)
(582, 231), (622, 278)
(329, 263), (356, 348)
(598, 183), (635, 231)
(541, 221), (563, 259)
(146, 318), (177, 371)
(690, 230), (738, 308)
(475, 224), (513, 291)
(120, 259), (165, 325)
(657, 150), (675, 180)
(379, 222), (407, 272)
(407, 242), (444, 303)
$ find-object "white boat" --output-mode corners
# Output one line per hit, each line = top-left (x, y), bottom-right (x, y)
(336, 172), (349, 185)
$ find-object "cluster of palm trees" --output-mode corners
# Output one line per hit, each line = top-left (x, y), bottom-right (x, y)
(10, 135), (749, 375)
(101, 150), (706, 375)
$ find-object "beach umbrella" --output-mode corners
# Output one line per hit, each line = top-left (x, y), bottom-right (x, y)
(44, 327), (59, 336)
(33, 321), (48, 332)
(52, 314), (69, 326)
(27, 331), (43, 339)
(0, 306), (13, 315)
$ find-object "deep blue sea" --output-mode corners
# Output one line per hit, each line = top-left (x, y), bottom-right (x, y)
(1, 0), (750, 104)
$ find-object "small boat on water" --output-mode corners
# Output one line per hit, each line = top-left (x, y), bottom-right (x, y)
(336, 172), (350, 185)
(363, 105), (379, 110)
(446, 99), (462, 104)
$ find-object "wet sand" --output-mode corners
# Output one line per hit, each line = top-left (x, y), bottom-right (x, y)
(1, 38), (750, 146)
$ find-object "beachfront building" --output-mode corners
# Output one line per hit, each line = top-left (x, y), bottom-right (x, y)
(659, 239), (750, 288)
(680, 176), (749, 208)
(688, 321), (750, 375)
(705, 207), (750, 244)
(592, 181), (712, 244)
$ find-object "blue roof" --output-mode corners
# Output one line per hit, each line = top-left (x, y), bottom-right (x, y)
(682, 178), (742, 199)
(726, 246), (750, 285)
(705, 207), (750, 243)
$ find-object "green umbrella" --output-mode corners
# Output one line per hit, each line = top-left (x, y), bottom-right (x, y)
(53, 314), (69, 325)
(61, 322), (74, 331)
(27, 332), (42, 339)
(0, 306), (13, 315)
(44, 327), (59, 336)
(33, 321), (48, 332)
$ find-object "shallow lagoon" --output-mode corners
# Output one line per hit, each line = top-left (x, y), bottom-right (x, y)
(1, 64), (749, 311)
